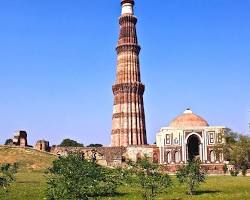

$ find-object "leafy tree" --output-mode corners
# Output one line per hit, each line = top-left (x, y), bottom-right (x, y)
(46, 153), (120, 200)
(176, 159), (206, 195)
(0, 163), (18, 193)
(219, 129), (250, 173)
(87, 144), (103, 148)
(4, 139), (12, 145)
(126, 156), (172, 200)
(231, 135), (250, 170)
(59, 139), (84, 147)
(224, 128), (239, 144)
(219, 128), (240, 161)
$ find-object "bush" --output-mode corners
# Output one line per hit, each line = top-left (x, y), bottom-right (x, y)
(0, 163), (18, 194)
(126, 156), (172, 200)
(230, 169), (240, 176)
(46, 153), (120, 200)
(176, 159), (206, 195)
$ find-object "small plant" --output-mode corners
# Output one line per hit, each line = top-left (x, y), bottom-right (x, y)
(176, 159), (206, 195)
(126, 156), (172, 200)
(223, 164), (228, 174)
(230, 169), (239, 176)
(0, 163), (18, 193)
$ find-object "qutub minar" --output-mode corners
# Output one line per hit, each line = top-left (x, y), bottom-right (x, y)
(111, 0), (147, 147)
(8, 0), (228, 173)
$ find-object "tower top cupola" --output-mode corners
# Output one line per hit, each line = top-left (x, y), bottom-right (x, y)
(121, 0), (134, 15)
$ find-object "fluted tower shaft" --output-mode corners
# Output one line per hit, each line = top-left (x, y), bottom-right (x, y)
(111, 0), (147, 147)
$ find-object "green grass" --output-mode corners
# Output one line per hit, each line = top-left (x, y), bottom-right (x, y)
(0, 172), (47, 200)
(1, 173), (249, 200)
(0, 147), (250, 200)
(0, 146), (56, 172)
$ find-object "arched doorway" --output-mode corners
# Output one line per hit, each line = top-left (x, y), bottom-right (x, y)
(187, 134), (200, 161)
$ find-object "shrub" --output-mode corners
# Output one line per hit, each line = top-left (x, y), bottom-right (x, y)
(126, 156), (172, 200)
(45, 153), (120, 200)
(0, 163), (18, 193)
(176, 159), (206, 195)
(230, 169), (239, 176)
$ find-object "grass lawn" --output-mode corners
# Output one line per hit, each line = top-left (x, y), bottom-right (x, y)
(1, 172), (250, 200)
(0, 147), (249, 200)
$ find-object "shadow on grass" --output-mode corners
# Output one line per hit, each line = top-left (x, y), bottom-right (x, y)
(17, 181), (41, 183)
(194, 190), (221, 195)
(98, 192), (127, 198)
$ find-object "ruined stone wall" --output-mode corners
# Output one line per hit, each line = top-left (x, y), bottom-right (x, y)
(126, 145), (159, 163)
(50, 146), (158, 167)
(35, 140), (50, 152)
(50, 146), (127, 167)
(49, 145), (231, 174)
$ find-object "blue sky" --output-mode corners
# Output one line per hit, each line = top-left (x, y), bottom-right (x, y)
(0, 0), (250, 146)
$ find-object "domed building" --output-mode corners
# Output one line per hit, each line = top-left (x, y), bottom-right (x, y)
(156, 109), (226, 166)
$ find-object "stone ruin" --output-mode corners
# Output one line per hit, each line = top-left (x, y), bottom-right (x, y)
(12, 130), (28, 147)
(35, 140), (50, 152)
(50, 145), (159, 168)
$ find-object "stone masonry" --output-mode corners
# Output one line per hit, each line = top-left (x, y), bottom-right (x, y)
(111, 0), (147, 147)
(35, 140), (50, 152)
(12, 130), (28, 147)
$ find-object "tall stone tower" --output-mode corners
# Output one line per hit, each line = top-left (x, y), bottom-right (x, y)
(111, 0), (147, 147)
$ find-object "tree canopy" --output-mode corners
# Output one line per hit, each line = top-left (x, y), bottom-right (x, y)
(59, 139), (84, 147)
(87, 144), (103, 148)
(217, 129), (250, 176)
(46, 153), (120, 200)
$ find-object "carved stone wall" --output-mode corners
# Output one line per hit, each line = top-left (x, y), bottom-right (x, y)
(111, 0), (147, 147)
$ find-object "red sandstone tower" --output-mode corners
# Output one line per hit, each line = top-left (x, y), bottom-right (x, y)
(111, 0), (147, 147)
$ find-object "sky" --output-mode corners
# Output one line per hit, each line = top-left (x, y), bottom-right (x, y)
(0, 0), (250, 146)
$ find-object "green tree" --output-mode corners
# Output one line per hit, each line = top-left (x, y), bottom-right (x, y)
(219, 129), (250, 175)
(231, 135), (250, 173)
(176, 159), (206, 195)
(46, 153), (120, 200)
(220, 128), (240, 161)
(87, 144), (103, 148)
(4, 139), (12, 145)
(59, 139), (84, 147)
(0, 163), (18, 194)
(127, 156), (172, 200)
